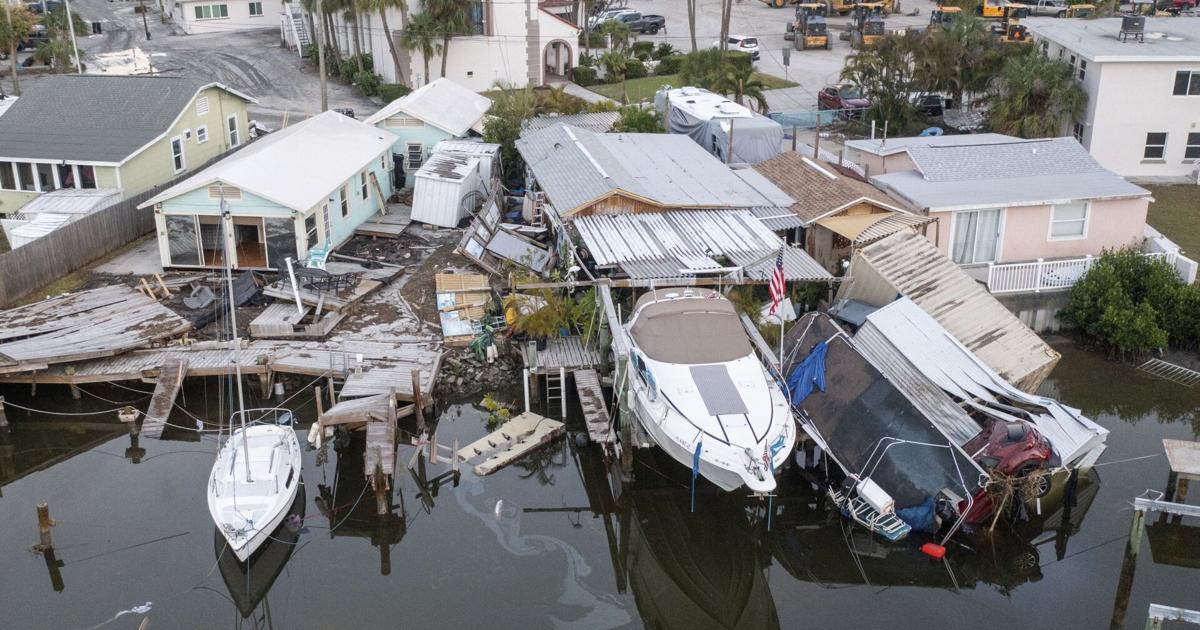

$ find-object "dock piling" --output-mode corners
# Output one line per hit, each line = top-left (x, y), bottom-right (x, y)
(68, 384), (81, 400)
(36, 502), (54, 551)
(0, 396), (8, 431)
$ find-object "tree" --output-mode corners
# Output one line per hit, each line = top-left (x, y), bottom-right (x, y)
(361, 0), (408, 85)
(614, 106), (662, 132)
(679, 49), (738, 91)
(988, 49), (1086, 138)
(599, 50), (628, 103)
(718, 0), (732, 53)
(715, 61), (768, 112)
(424, 0), (471, 78)
(0, 4), (37, 94)
(596, 20), (630, 52)
(841, 33), (919, 131)
(401, 10), (440, 86)
(686, 0), (697, 52)
(347, 0), (365, 73)
(482, 83), (536, 183)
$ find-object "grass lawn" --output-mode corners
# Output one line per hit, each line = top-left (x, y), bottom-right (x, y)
(1146, 185), (1200, 256)
(587, 72), (798, 103)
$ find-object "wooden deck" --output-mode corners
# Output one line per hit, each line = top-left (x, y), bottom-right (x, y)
(573, 369), (613, 445)
(248, 303), (346, 339)
(457, 412), (565, 476)
(521, 336), (601, 375)
(262, 260), (403, 313)
(355, 205), (413, 239)
(0, 285), (192, 374)
(141, 359), (188, 439)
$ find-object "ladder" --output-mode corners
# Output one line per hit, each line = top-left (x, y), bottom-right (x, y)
(545, 367), (567, 418)
(529, 191), (546, 226)
(287, 4), (311, 57)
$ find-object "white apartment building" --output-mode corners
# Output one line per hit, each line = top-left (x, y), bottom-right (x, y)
(1025, 17), (1200, 183)
(172, 0), (283, 34)
(309, 0), (579, 92)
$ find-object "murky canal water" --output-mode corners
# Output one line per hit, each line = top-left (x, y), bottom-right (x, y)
(1, 342), (1198, 629)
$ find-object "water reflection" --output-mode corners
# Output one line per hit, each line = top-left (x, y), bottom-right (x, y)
(215, 483), (306, 625)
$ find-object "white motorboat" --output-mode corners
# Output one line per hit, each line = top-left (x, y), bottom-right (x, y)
(623, 289), (795, 494)
(208, 410), (302, 562)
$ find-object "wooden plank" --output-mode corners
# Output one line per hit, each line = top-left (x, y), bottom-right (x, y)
(141, 358), (188, 439)
(574, 369), (613, 444)
(355, 206), (413, 239)
(457, 412), (565, 476)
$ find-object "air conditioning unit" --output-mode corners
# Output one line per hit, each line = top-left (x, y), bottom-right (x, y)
(1121, 15), (1145, 33)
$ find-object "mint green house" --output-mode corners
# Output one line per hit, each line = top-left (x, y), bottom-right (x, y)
(0, 75), (254, 216)
(364, 78), (492, 187)
(140, 111), (395, 270)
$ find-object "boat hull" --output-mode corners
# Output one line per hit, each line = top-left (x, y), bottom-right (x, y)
(208, 424), (303, 563)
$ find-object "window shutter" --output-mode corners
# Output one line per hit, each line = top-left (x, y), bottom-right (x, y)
(195, 95), (210, 116)
(208, 184), (242, 200)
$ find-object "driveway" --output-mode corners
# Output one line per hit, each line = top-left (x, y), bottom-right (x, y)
(618, 0), (939, 113)
(2, 0), (377, 128)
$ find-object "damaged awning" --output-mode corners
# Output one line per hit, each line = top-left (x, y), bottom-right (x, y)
(573, 209), (833, 283)
(815, 211), (936, 246)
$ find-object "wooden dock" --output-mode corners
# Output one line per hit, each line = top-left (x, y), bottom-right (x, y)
(457, 412), (565, 476)
(249, 303), (346, 339)
(573, 369), (613, 445)
(521, 336), (601, 375)
(261, 260), (403, 313)
(355, 205), (413, 239)
(141, 358), (188, 439)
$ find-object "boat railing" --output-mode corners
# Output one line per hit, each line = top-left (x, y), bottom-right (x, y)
(229, 407), (296, 428)
(859, 436), (976, 547)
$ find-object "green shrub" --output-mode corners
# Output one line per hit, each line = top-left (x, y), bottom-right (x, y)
(624, 58), (648, 80)
(378, 83), (411, 102)
(655, 54), (684, 76)
(353, 71), (381, 97)
(614, 106), (662, 132)
(578, 52), (595, 68)
(632, 41), (654, 61)
(653, 43), (677, 60)
(339, 53), (375, 80)
(571, 66), (598, 87)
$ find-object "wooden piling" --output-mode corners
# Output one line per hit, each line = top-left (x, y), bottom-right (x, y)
(0, 395), (8, 430)
(69, 384), (81, 400)
(374, 463), (389, 516)
(36, 502), (54, 550)
(258, 372), (272, 400)
(1111, 505), (1147, 629)
(411, 370), (425, 433)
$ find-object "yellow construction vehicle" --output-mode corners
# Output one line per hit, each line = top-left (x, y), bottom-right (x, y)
(760, 0), (796, 7)
(977, 0), (1006, 18)
(929, 5), (963, 27)
(850, 3), (886, 48)
(996, 5), (1032, 43)
(1065, 3), (1096, 16)
(786, 3), (832, 49)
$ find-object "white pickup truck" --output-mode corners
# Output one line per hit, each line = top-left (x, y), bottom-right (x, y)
(1011, 0), (1071, 16)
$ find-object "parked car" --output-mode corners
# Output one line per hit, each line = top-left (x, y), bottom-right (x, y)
(16, 26), (49, 52)
(711, 35), (760, 60)
(587, 8), (636, 31)
(24, 0), (64, 15)
(1009, 0), (1070, 16)
(630, 14), (666, 34)
(961, 419), (1059, 523)
(912, 93), (945, 116)
(817, 84), (870, 116)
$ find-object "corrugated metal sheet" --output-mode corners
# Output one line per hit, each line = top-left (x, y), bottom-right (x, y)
(748, 206), (806, 231)
(841, 230), (1059, 392)
(18, 188), (122, 216)
(853, 212), (935, 245)
(574, 210), (832, 282)
(520, 112), (619, 136)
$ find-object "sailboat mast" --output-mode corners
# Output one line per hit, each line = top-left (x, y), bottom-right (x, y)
(221, 193), (252, 483)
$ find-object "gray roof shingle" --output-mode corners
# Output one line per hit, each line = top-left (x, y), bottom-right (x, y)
(0, 75), (225, 163)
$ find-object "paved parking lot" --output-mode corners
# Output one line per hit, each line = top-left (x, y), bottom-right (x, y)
(621, 0), (939, 112)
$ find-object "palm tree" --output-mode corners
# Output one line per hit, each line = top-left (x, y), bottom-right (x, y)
(989, 49), (1087, 138)
(401, 11), (440, 86)
(599, 50), (628, 103)
(424, 0), (472, 78)
(841, 33), (919, 129)
(0, 4), (38, 94)
(364, 0), (408, 86)
(715, 63), (769, 113)
(347, 0), (364, 74)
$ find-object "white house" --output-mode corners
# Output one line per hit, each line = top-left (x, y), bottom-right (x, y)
(172, 0), (284, 35)
(1025, 17), (1200, 183)
(316, 0), (580, 92)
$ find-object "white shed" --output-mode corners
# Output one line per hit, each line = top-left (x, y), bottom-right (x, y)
(432, 140), (502, 186)
(411, 153), (482, 228)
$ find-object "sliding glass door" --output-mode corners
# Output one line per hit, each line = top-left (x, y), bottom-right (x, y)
(951, 208), (1002, 265)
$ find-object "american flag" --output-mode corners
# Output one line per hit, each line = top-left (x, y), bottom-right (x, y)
(768, 246), (786, 315)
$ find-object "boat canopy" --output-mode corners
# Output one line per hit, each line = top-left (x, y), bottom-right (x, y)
(631, 295), (751, 364)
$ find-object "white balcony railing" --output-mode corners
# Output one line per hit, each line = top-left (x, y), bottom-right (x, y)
(986, 252), (1179, 294)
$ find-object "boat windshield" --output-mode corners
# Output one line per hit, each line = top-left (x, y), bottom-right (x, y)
(631, 297), (752, 364)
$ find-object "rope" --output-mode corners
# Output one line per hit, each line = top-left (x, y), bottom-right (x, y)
(1094, 453), (1163, 468)
(0, 400), (130, 417)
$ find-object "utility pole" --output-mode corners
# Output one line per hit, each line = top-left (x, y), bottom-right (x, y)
(63, 0), (83, 73)
(315, 0), (328, 112)
(3, 0), (17, 95)
(140, 0), (151, 40)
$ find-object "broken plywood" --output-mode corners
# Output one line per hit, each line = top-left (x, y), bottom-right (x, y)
(457, 411), (565, 476)
(435, 272), (490, 345)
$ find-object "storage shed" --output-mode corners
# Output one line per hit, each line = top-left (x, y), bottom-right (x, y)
(431, 140), (501, 192)
(411, 153), (482, 228)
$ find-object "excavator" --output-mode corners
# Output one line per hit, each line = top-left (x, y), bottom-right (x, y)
(850, 3), (886, 48)
(786, 3), (832, 50)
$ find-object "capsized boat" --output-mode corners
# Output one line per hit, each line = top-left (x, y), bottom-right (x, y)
(623, 289), (795, 493)
(208, 409), (302, 562)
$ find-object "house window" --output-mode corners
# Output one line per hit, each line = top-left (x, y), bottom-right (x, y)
(305, 212), (319, 248)
(340, 184), (350, 217)
(951, 208), (1002, 265)
(35, 163), (56, 192)
(1144, 132), (1167, 160)
(360, 172), (368, 200)
(248, 1), (263, 16)
(197, 125), (209, 144)
(1073, 122), (1085, 144)
(1077, 59), (1086, 81)
(193, 4), (228, 19)
(406, 142), (423, 169)
(57, 164), (74, 189)
(0, 162), (14, 190)
(195, 95), (210, 116)
(15, 162), (34, 191)
(165, 215), (202, 266)
(227, 114), (240, 147)
(1173, 71), (1200, 96)
(1049, 202), (1088, 239)
(380, 154), (387, 170)
(1186, 133), (1200, 160)
(77, 165), (96, 189)
(469, 1), (485, 34)
(170, 136), (186, 173)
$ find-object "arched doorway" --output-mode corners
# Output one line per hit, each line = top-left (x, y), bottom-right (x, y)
(542, 39), (573, 85)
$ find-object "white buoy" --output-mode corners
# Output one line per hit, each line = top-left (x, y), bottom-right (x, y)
(274, 382), (285, 397)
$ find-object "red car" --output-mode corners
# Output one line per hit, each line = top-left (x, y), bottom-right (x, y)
(961, 420), (1059, 523)
(817, 84), (871, 118)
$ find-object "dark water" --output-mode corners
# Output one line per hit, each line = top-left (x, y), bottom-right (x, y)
(1, 343), (1199, 629)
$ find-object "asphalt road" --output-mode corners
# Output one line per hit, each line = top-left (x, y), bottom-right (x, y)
(2, 0), (377, 128)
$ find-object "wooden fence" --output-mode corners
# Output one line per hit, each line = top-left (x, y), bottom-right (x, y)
(0, 151), (241, 308)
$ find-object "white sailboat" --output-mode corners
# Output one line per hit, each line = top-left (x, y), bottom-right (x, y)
(207, 199), (303, 563)
(623, 289), (795, 494)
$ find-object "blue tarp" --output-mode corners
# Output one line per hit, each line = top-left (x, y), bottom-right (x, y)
(896, 497), (937, 533)
(787, 341), (827, 404)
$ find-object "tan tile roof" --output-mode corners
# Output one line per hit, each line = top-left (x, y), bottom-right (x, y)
(752, 151), (910, 224)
